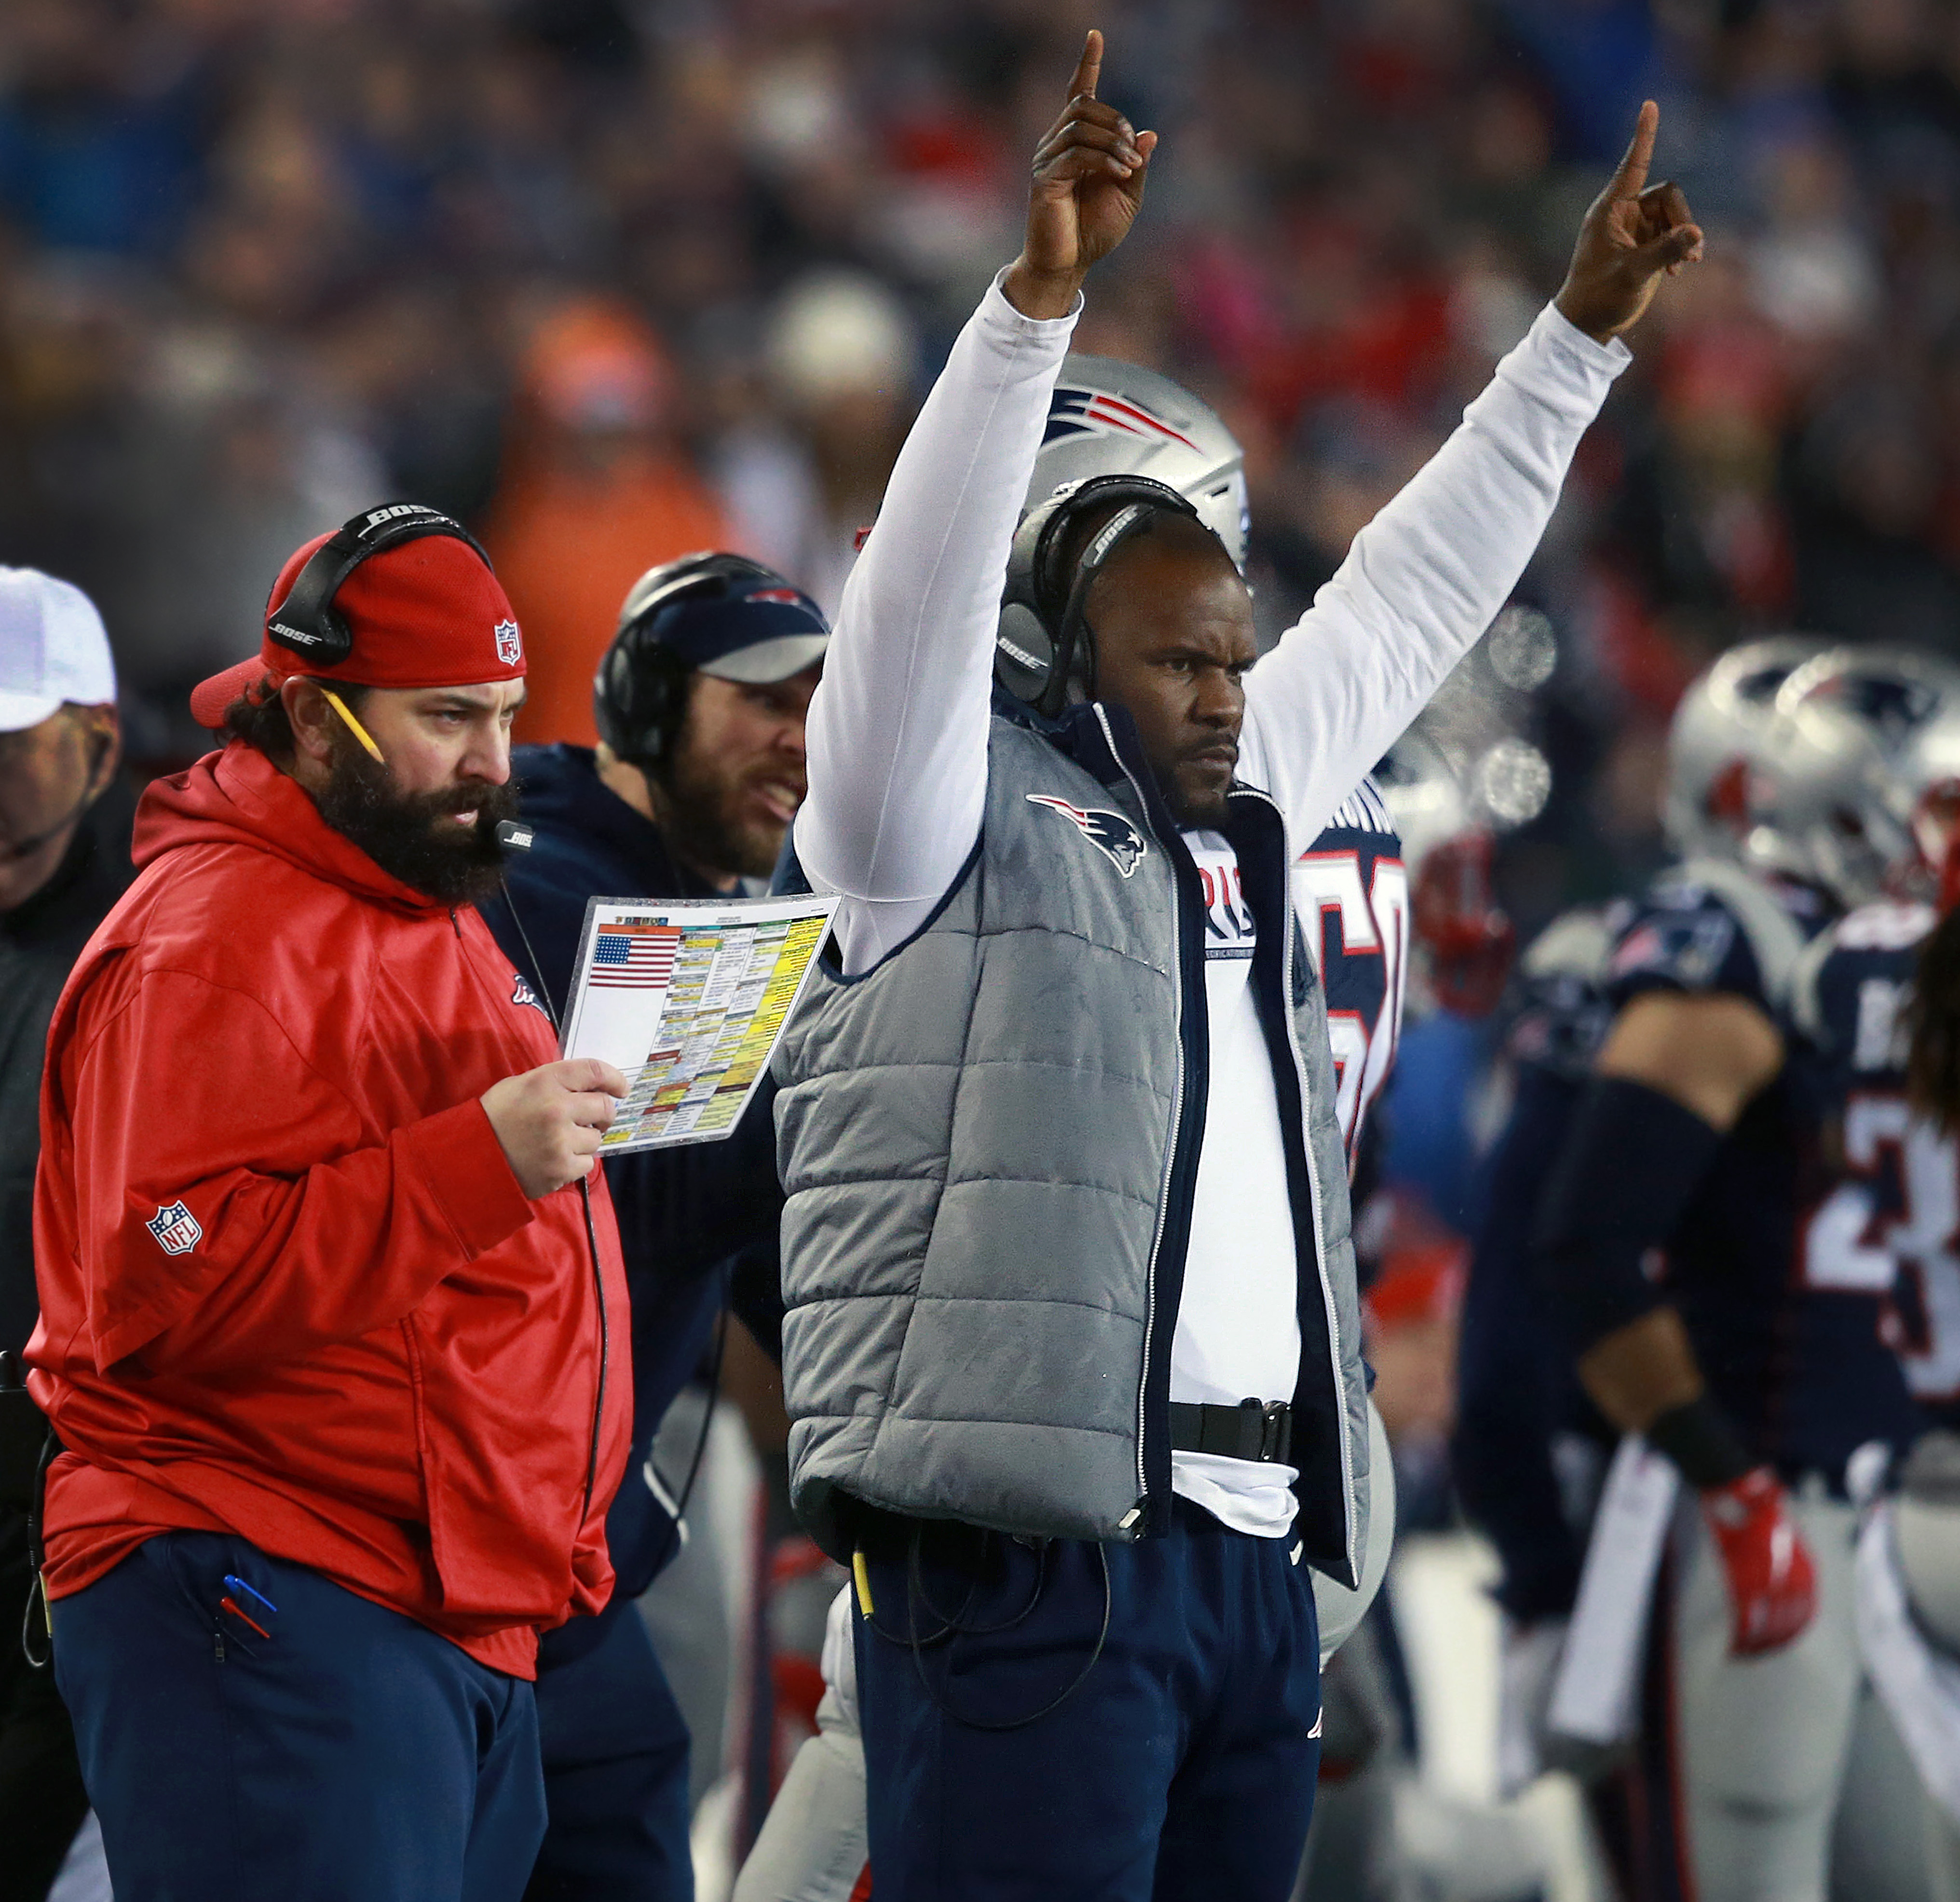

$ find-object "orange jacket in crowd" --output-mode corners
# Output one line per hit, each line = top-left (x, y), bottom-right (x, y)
(483, 297), (729, 748)
(486, 458), (727, 748)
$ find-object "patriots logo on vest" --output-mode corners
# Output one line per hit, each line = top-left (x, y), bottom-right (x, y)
(1026, 794), (1147, 877)
(494, 618), (523, 666)
(145, 1200), (202, 1256)
(511, 973), (550, 1017)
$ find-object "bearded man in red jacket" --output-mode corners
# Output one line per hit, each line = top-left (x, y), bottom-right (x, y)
(24, 506), (634, 1902)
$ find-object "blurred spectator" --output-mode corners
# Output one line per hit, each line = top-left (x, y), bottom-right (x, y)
(485, 298), (725, 747)
(713, 269), (918, 615)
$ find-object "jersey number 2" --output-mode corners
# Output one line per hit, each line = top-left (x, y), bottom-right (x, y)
(1803, 1092), (1960, 1404)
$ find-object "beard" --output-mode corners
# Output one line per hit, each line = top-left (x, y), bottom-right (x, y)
(314, 738), (518, 905)
(651, 734), (799, 883)
(1151, 749), (1236, 830)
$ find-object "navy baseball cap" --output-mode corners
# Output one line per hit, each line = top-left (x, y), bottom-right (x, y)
(615, 554), (829, 684)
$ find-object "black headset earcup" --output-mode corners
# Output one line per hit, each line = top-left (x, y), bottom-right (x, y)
(994, 473), (1208, 716)
(995, 602), (1055, 707)
(594, 636), (683, 765)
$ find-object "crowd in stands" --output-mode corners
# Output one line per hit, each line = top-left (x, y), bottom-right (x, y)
(3, 0), (1959, 928)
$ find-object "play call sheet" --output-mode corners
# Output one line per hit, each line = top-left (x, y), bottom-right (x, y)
(560, 893), (838, 1151)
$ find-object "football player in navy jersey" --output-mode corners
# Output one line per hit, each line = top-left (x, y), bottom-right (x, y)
(1531, 640), (1940, 1901)
(1456, 905), (1620, 1706)
(1784, 651), (1960, 1901)
(1456, 642), (1811, 1887)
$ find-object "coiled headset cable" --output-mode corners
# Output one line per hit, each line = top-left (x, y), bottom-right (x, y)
(861, 1522), (1112, 1731)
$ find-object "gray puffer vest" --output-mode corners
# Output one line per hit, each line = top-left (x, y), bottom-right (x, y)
(773, 700), (1370, 1586)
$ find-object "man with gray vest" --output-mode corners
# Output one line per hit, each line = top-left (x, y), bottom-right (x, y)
(737, 357), (1404, 1902)
(770, 30), (1701, 1899)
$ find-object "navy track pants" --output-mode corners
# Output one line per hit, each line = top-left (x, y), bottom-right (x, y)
(854, 1496), (1322, 1901)
(528, 1589), (694, 1901)
(50, 1532), (545, 1902)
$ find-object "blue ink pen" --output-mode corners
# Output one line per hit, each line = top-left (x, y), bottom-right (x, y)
(224, 1575), (277, 1617)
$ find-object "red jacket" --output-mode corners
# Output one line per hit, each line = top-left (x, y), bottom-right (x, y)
(27, 743), (631, 1678)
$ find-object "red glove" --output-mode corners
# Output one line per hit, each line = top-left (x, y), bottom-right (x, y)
(1700, 1467), (1817, 1656)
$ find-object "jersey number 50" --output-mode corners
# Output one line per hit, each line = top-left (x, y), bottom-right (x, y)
(1294, 850), (1410, 1167)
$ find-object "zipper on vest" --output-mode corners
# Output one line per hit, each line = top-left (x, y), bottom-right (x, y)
(1093, 706), (1186, 1515)
(1242, 785), (1358, 1580)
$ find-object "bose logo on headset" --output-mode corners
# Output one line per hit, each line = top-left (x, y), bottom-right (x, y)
(357, 503), (436, 536)
(267, 620), (334, 650)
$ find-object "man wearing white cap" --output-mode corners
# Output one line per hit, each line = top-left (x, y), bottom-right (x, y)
(0, 566), (129, 1902)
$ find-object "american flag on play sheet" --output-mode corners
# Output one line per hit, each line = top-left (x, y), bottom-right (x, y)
(589, 927), (681, 989)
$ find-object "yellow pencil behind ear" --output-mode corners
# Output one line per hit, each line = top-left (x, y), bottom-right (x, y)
(320, 687), (386, 766)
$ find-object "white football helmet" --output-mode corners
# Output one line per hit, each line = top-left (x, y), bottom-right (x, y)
(1663, 636), (1829, 863)
(1768, 645), (1960, 906)
(1027, 354), (1249, 570)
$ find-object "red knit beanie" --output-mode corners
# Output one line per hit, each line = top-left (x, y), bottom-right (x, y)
(190, 526), (525, 730)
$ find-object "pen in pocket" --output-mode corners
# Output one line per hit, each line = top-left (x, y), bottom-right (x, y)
(224, 1575), (277, 1617)
(219, 1574), (276, 1640)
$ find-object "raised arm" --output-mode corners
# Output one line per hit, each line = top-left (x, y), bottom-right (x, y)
(1241, 103), (1703, 844)
(795, 32), (1155, 974)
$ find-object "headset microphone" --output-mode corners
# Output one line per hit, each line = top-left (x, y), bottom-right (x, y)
(495, 821), (536, 851)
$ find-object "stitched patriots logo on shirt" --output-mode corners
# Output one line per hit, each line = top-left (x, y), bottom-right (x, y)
(145, 1200), (202, 1256)
(493, 618), (523, 666)
(1026, 795), (1147, 877)
(511, 973), (550, 1017)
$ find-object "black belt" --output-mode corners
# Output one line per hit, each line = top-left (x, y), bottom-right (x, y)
(1169, 1399), (1293, 1465)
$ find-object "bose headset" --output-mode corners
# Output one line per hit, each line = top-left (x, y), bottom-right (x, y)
(594, 553), (819, 768)
(994, 473), (1208, 718)
(266, 503), (494, 666)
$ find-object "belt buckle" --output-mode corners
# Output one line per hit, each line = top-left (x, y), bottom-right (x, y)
(1260, 1401), (1289, 1464)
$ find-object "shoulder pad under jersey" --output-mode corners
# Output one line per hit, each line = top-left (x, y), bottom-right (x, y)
(1606, 856), (1824, 1014)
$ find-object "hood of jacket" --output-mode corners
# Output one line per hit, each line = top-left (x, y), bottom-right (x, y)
(133, 742), (446, 917)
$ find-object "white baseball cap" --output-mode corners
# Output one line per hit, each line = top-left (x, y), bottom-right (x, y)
(0, 566), (116, 734)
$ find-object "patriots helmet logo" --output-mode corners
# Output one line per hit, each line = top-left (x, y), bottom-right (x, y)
(494, 618), (523, 666)
(1026, 794), (1148, 877)
(1043, 387), (1202, 452)
(511, 973), (550, 1017)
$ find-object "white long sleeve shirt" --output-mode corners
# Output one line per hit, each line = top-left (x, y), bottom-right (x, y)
(796, 270), (1629, 1535)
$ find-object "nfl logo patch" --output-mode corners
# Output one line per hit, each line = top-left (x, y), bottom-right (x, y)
(145, 1200), (202, 1256)
(494, 618), (523, 666)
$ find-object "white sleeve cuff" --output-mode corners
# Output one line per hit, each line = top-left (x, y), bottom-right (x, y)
(1512, 299), (1632, 388)
(977, 267), (1086, 347)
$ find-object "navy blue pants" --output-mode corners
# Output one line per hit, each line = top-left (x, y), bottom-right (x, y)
(529, 1590), (693, 1900)
(51, 1533), (545, 1902)
(854, 1497), (1322, 1901)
